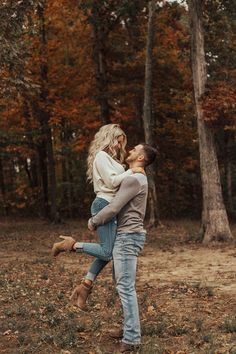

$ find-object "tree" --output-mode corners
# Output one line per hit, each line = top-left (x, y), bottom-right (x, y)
(79, 0), (129, 124)
(143, 1), (161, 227)
(0, 0), (40, 95)
(202, 0), (236, 216)
(187, 0), (233, 243)
(37, 2), (58, 221)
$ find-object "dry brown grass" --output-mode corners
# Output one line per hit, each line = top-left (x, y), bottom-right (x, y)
(0, 218), (235, 353)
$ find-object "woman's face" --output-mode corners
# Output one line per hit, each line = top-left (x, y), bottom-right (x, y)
(114, 135), (125, 152)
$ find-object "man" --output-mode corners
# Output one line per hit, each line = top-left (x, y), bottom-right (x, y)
(88, 143), (157, 353)
(52, 143), (157, 353)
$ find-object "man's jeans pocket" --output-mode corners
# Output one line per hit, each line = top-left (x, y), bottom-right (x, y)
(114, 233), (146, 257)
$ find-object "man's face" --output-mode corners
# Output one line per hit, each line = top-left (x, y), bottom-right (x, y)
(126, 144), (144, 163)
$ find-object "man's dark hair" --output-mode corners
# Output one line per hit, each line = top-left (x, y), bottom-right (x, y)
(141, 143), (158, 167)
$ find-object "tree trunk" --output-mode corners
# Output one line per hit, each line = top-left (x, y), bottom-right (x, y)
(37, 143), (49, 217)
(142, 1), (160, 228)
(61, 120), (73, 218)
(188, 0), (233, 243)
(0, 157), (7, 215)
(38, 2), (58, 222)
(22, 99), (39, 189)
(224, 131), (234, 215)
(30, 158), (39, 189)
(135, 95), (144, 139)
(91, 9), (110, 125)
(46, 126), (58, 221)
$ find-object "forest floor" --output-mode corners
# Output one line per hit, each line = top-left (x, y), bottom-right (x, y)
(0, 218), (236, 354)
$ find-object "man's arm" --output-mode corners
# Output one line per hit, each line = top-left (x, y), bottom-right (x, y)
(88, 175), (141, 229)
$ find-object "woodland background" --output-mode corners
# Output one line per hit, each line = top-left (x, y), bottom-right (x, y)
(0, 2), (236, 353)
(0, 0), (235, 224)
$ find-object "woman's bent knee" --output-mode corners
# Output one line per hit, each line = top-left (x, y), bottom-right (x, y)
(102, 253), (113, 261)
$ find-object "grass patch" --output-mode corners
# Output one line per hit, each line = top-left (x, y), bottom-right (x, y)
(53, 332), (78, 349)
(142, 318), (167, 337)
(202, 333), (214, 343)
(140, 341), (164, 354)
(32, 257), (52, 265)
(169, 325), (189, 336)
(220, 316), (236, 333)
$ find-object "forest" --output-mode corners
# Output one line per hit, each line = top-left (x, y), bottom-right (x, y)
(0, 2), (236, 353)
(0, 0), (235, 238)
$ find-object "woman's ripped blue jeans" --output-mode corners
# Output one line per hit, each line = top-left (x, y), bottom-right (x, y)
(78, 197), (117, 281)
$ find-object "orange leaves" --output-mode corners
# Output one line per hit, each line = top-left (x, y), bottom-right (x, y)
(202, 81), (236, 128)
(7, 184), (40, 211)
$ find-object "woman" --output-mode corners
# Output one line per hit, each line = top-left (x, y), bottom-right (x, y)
(52, 124), (143, 310)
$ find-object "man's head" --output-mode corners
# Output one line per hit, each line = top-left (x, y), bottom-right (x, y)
(126, 143), (157, 168)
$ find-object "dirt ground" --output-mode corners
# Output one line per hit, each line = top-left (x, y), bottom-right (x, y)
(0, 219), (236, 354)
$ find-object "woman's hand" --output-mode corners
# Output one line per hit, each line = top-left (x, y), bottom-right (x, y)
(88, 218), (96, 231)
(131, 167), (146, 175)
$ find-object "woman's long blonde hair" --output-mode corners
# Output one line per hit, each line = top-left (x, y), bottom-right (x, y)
(87, 124), (127, 182)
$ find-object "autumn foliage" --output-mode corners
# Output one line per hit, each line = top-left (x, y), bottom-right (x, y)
(0, 0), (235, 220)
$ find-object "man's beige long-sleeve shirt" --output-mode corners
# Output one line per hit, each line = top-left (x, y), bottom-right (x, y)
(91, 173), (148, 234)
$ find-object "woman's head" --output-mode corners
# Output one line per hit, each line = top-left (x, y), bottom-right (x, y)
(87, 124), (127, 182)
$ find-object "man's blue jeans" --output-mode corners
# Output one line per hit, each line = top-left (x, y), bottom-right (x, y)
(79, 197), (117, 281)
(113, 232), (146, 345)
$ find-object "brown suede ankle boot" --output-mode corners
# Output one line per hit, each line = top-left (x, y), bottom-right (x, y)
(119, 342), (140, 353)
(52, 236), (76, 257)
(70, 282), (92, 311)
(109, 327), (123, 339)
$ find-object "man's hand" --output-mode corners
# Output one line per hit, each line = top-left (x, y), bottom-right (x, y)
(88, 218), (96, 231)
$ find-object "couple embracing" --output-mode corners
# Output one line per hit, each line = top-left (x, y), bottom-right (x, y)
(52, 124), (157, 353)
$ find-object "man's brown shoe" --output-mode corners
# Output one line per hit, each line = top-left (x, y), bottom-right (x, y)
(108, 328), (123, 339)
(119, 342), (140, 353)
(52, 236), (76, 257)
(70, 283), (92, 311)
